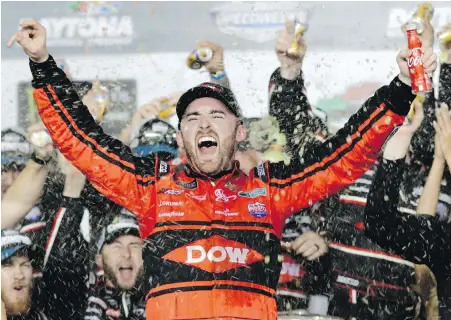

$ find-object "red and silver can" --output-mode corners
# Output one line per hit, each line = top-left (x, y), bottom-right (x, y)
(406, 24), (432, 94)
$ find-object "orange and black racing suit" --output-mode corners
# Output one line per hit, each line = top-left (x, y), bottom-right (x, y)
(31, 56), (414, 320)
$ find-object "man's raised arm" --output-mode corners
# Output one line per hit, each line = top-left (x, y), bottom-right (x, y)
(8, 19), (156, 217)
(266, 47), (437, 221)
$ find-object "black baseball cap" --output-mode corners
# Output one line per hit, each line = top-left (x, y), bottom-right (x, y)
(176, 82), (242, 127)
(1, 128), (33, 168)
(96, 209), (140, 254)
(1, 229), (33, 262)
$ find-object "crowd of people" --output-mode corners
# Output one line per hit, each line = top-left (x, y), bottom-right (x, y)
(1, 15), (450, 320)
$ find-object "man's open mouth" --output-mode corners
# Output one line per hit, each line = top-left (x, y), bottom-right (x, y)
(13, 285), (25, 292)
(119, 266), (133, 271)
(118, 266), (134, 280)
(198, 136), (218, 154)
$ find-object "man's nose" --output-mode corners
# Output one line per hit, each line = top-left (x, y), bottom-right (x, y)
(122, 247), (132, 259)
(199, 116), (211, 130)
(13, 266), (25, 280)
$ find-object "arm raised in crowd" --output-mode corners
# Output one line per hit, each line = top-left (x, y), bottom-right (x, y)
(1, 124), (54, 229)
(434, 103), (451, 169)
(8, 20), (157, 218)
(268, 21), (328, 157)
(364, 101), (450, 266)
(416, 133), (446, 215)
(118, 92), (182, 145)
(196, 41), (230, 88)
(409, 21), (451, 166)
(38, 164), (90, 320)
(266, 45), (437, 221)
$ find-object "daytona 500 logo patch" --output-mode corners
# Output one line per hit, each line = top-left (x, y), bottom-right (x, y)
(247, 202), (267, 218)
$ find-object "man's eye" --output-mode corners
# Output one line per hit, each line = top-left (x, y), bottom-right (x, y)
(212, 115), (224, 119)
(187, 118), (198, 122)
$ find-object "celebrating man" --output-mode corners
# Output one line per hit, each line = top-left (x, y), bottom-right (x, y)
(8, 19), (436, 319)
(1, 230), (47, 320)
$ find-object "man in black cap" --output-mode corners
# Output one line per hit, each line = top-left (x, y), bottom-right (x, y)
(84, 210), (145, 320)
(14, 18), (435, 319)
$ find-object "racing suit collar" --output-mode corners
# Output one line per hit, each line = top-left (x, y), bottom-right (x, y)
(184, 160), (241, 182)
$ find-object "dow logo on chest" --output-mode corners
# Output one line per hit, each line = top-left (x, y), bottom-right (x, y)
(163, 235), (264, 272)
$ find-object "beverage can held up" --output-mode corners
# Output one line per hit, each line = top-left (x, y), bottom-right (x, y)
(406, 24), (432, 94)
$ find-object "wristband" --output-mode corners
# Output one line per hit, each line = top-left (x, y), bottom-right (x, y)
(31, 152), (51, 166)
(210, 71), (226, 81)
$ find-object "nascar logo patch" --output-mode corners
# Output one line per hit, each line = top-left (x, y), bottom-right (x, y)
(248, 202), (267, 218)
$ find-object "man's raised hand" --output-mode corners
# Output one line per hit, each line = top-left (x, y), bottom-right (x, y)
(7, 19), (49, 63)
(195, 41), (225, 75)
(276, 20), (307, 80)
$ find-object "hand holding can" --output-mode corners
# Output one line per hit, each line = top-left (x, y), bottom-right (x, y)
(186, 47), (213, 70)
(27, 122), (54, 162)
(187, 41), (225, 77)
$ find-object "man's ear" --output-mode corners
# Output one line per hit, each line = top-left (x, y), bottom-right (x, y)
(235, 124), (247, 143)
(176, 131), (184, 149)
(95, 254), (104, 269)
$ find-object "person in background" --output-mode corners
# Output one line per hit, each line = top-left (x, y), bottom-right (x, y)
(2, 147), (92, 320)
(236, 116), (330, 313)
(1, 128), (33, 198)
(2, 123), (54, 229)
(36, 76), (120, 278)
(118, 92), (182, 146)
(269, 20), (329, 159)
(84, 212), (145, 320)
(1, 230), (47, 320)
(365, 103), (451, 320)
(399, 20), (450, 223)
(323, 19), (450, 320)
(325, 103), (425, 320)
(2, 122), (56, 275)
(268, 21), (332, 315)
(1, 82), (118, 320)
(396, 21), (451, 320)
(235, 115), (330, 308)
